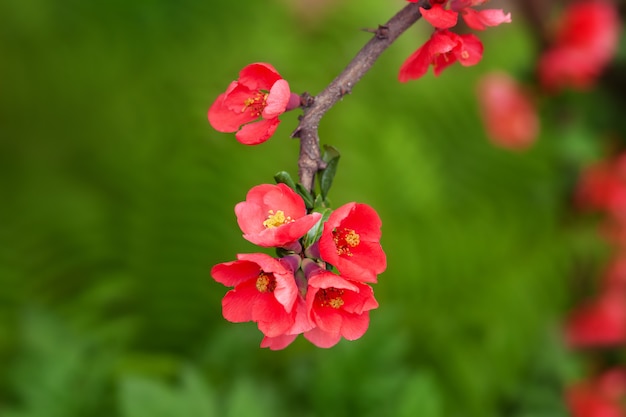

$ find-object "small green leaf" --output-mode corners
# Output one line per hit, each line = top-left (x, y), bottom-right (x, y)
(273, 171), (297, 190)
(320, 145), (340, 201)
(303, 208), (332, 248)
(296, 183), (315, 210)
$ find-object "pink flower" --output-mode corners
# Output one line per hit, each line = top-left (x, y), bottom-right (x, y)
(303, 269), (378, 348)
(235, 183), (322, 248)
(211, 253), (299, 337)
(318, 202), (386, 283)
(208, 63), (291, 145)
(476, 71), (539, 150)
(416, 0), (511, 31)
(567, 369), (626, 417)
(399, 29), (483, 82)
(538, 1), (620, 91)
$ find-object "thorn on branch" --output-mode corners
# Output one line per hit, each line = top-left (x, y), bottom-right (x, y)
(375, 25), (389, 40)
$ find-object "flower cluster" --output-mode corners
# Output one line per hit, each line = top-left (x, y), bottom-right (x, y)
(208, 63), (299, 145)
(538, 0), (620, 92)
(211, 183), (386, 349)
(399, 0), (511, 81)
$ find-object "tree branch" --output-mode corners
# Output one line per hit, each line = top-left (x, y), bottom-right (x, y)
(291, 0), (430, 192)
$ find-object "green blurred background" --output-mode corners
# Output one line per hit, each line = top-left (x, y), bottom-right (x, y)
(2, 0), (623, 416)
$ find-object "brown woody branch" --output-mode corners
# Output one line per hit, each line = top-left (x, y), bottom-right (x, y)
(291, 0), (430, 192)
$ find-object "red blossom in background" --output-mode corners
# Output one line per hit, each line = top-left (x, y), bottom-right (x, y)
(303, 269), (378, 348)
(208, 63), (292, 145)
(567, 369), (626, 417)
(538, 1), (620, 92)
(235, 183), (322, 247)
(211, 253), (299, 337)
(565, 292), (626, 348)
(476, 71), (539, 150)
(319, 202), (386, 283)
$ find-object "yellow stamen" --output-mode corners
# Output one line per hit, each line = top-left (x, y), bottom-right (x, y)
(333, 228), (360, 256)
(256, 272), (276, 293)
(262, 210), (294, 229)
(318, 288), (345, 309)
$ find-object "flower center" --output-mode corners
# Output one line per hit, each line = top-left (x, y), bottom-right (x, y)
(241, 91), (269, 117)
(317, 287), (345, 309)
(256, 272), (277, 293)
(333, 228), (360, 256)
(262, 210), (294, 229)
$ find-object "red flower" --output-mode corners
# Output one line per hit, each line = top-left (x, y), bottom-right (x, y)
(399, 30), (483, 82)
(476, 71), (539, 150)
(567, 369), (626, 417)
(576, 157), (626, 220)
(235, 183), (322, 248)
(565, 292), (626, 348)
(416, 0), (511, 31)
(211, 253), (299, 337)
(260, 293), (314, 350)
(208, 63), (291, 145)
(319, 202), (386, 282)
(538, 1), (620, 91)
(303, 269), (378, 348)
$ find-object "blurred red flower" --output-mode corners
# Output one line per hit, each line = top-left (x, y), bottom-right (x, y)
(565, 291), (626, 348)
(476, 71), (539, 150)
(208, 62), (291, 145)
(538, 1), (620, 91)
(567, 368), (626, 417)
(235, 183), (322, 247)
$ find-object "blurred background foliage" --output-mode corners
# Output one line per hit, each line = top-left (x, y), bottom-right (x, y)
(1, 0), (624, 416)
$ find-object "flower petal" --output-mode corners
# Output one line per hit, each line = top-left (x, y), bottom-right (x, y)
(461, 8), (511, 31)
(420, 5), (458, 29)
(235, 118), (280, 145)
(262, 79), (291, 119)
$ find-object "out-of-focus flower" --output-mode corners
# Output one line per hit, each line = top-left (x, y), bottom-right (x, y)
(476, 71), (539, 150)
(538, 1), (620, 91)
(211, 253), (299, 337)
(208, 63), (291, 145)
(235, 183), (322, 247)
(303, 269), (378, 348)
(567, 368), (626, 417)
(319, 202), (386, 282)
(576, 156), (626, 220)
(399, 29), (483, 82)
(565, 291), (626, 348)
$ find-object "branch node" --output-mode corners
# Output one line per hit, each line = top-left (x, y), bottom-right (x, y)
(300, 92), (315, 108)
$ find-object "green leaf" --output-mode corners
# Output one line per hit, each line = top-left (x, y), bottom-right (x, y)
(273, 171), (297, 190)
(302, 208), (332, 249)
(295, 183), (315, 210)
(319, 145), (340, 201)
